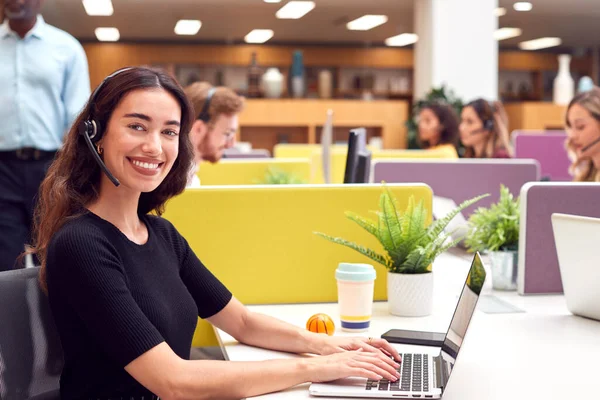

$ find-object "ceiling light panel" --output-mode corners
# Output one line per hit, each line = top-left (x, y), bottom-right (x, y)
(518, 37), (562, 50)
(174, 20), (202, 35)
(347, 15), (389, 31)
(95, 27), (120, 42)
(245, 29), (274, 44)
(82, 0), (113, 16)
(276, 1), (316, 19)
(385, 33), (418, 47)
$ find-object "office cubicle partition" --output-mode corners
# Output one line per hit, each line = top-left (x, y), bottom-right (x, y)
(518, 182), (600, 295)
(373, 159), (540, 217)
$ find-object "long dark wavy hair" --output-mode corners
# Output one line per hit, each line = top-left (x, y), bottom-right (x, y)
(29, 67), (195, 291)
(462, 98), (512, 158)
(418, 101), (460, 149)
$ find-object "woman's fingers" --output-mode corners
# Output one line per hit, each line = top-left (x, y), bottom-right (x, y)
(367, 338), (402, 362)
(354, 353), (400, 379)
(352, 360), (398, 382)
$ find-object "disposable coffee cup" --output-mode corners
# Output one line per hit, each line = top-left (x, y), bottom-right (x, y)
(336, 263), (376, 332)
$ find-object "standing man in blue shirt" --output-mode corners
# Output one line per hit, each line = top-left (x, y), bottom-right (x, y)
(0, 0), (90, 271)
(0, 1), (89, 397)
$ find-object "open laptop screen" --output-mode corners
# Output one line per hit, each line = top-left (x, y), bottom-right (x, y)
(441, 253), (486, 360)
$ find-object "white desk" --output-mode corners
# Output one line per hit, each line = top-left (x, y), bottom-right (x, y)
(214, 251), (600, 399)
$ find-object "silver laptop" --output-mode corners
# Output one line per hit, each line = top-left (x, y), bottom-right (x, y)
(309, 253), (486, 399)
(551, 213), (600, 321)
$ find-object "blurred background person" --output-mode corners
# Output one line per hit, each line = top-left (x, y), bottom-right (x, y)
(459, 99), (513, 159)
(565, 87), (600, 182)
(417, 101), (460, 158)
(184, 82), (245, 187)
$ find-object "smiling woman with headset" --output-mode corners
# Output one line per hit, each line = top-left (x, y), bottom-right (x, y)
(565, 87), (600, 182)
(459, 98), (513, 158)
(26, 66), (401, 400)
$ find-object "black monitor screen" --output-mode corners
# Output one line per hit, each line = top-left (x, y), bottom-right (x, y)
(343, 128), (367, 184)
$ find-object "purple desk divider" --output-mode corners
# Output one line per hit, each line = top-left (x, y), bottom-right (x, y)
(223, 149), (271, 159)
(518, 182), (600, 295)
(372, 159), (540, 217)
(513, 132), (572, 181)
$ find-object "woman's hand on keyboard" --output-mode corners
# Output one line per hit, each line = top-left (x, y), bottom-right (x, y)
(315, 335), (402, 364)
(305, 349), (401, 383)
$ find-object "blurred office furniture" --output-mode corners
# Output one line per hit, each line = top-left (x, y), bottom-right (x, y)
(196, 159), (312, 185)
(373, 159), (540, 217)
(0, 267), (62, 400)
(163, 183), (432, 346)
(513, 131), (571, 181)
(518, 182), (600, 295)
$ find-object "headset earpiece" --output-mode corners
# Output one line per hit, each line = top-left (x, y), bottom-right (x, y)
(484, 118), (494, 132)
(197, 87), (216, 123)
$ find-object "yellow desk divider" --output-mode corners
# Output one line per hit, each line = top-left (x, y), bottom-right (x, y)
(163, 183), (432, 346)
(273, 143), (348, 159)
(197, 158), (313, 185)
(372, 148), (458, 160)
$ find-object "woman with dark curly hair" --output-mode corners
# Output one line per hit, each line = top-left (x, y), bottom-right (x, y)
(417, 101), (460, 158)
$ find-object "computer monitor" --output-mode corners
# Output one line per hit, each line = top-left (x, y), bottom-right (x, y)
(354, 151), (372, 184)
(343, 128), (368, 184)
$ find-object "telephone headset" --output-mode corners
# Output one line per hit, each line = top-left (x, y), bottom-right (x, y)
(470, 101), (495, 135)
(78, 67), (133, 187)
(197, 87), (217, 123)
(579, 111), (600, 152)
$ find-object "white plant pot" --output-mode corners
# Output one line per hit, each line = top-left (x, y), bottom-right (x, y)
(387, 272), (433, 317)
(553, 54), (574, 106)
(489, 250), (518, 291)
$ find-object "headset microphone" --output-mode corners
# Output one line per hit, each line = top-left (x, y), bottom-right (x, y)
(78, 67), (133, 187)
(580, 136), (600, 153)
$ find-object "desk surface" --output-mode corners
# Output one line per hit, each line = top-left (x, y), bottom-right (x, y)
(215, 251), (600, 399)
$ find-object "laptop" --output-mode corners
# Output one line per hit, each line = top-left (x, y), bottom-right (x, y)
(432, 196), (469, 248)
(551, 213), (600, 321)
(309, 253), (486, 399)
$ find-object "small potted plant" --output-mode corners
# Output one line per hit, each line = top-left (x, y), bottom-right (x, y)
(465, 185), (520, 291)
(256, 167), (306, 185)
(315, 186), (487, 317)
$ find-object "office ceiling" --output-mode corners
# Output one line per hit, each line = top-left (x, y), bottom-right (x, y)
(17, 0), (600, 48)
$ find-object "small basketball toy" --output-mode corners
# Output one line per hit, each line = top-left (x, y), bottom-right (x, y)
(306, 313), (335, 336)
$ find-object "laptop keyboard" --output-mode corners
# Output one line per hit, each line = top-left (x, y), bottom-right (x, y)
(365, 353), (430, 393)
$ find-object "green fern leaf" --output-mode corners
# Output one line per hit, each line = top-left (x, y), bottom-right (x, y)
(427, 194), (489, 241)
(313, 232), (390, 268)
(344, 211), (380, 240)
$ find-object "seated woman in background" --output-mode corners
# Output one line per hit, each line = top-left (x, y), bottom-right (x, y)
(417, 101), (459, 158)
(459, 99), (513, 158)
(28, 67), (400, 400)
(565, 87), (600, 181)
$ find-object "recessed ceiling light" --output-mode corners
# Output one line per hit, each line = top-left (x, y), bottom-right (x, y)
(95, 27), (120, 42)
(494, 27), (522, 41)
(276, 1), (315, 19)
(244, 29), (274, 44)
(385, 33), (418, 47)
(347, 15), (389, 31)
(174, 20), (202, 35)
(264, 0), (282, 2)
(82, 0), (113, 16)
(513, 2), (533, 12)
(494, 7), (507, 17)
(518, 37), (562, 50)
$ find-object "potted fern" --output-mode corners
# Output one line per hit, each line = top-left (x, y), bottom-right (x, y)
(465, 185), (519, 290)
(315, 187), (487, 316)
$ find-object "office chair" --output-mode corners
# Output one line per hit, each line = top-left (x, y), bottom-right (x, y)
(0, 267), (62, 400)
